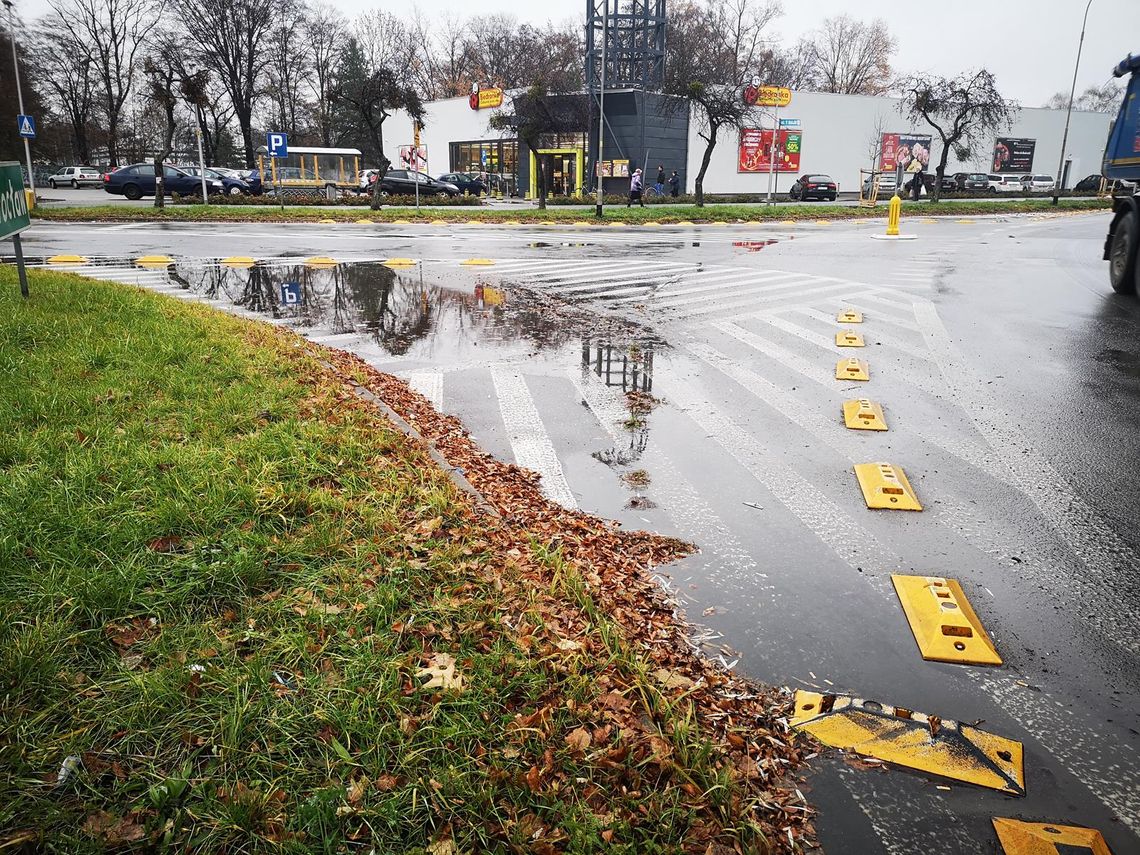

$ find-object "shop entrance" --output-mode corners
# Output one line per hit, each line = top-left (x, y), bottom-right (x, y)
(530, 148), (584, 198)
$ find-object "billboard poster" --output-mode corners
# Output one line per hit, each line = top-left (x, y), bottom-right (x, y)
(992, 137), (1036, 173)
(880, 133), (933, 173)
(738, 128), (802, 173)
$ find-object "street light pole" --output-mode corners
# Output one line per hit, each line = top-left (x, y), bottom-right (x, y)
(594, 0), (608, 218)
(4, 0), (36, 204)
(1052, 0), (1093, 205)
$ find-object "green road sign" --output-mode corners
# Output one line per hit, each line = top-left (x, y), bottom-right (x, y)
(1, 161), (31, 241)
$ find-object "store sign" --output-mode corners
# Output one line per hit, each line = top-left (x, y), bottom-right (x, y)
(742, 83), (791, 107)
(469, 85), (504, 110)
(738, 128), (801, 173)
(880, 133), (932, 173)
(992, 137), (1036, 173)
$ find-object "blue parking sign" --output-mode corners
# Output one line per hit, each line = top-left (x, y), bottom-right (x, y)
(280, 282), (301, 305)
(17, 114), (35, 139)
(266, 132), (288, 158)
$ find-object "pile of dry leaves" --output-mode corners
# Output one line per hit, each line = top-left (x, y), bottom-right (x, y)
(283, 333), (818, 853)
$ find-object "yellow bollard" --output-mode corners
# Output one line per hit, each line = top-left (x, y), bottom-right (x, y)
(886, 193), (901, 236)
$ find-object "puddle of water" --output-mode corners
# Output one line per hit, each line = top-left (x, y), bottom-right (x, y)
(733, 239), (780, 252)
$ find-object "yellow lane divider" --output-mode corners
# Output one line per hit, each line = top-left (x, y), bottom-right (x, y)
(853, 463), (922, 511)
(791, 691), (1025, 795)
(220, 256), (256, 268)
(842, 399), (887, 431)
(837, 310), (863, 323)
(47, 254), (88, 264)
(836, 358), (870, 381)
(135, 255), (173, 266)
(305, 256), (337, 267)
(383, 258), (417, 267)
(318, 218), (337, 224)
(835, 330), (865, 347)
(892, 575), (1002, 666)
(991, 818), (1110, 854)
(355, 219), (373, 225)
(461, 258), (494, 266)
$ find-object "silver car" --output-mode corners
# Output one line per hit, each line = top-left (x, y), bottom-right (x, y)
(48, 166), (104, 188)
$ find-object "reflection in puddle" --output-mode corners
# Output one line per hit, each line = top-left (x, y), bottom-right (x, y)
(584, 338), (658, 470)
(733, 239), (779, 252)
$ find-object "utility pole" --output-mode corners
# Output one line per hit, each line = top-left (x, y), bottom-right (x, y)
(1053, 0), (1093, 205)
(4, 0), (37, 204)
(594, 0), (608, 217)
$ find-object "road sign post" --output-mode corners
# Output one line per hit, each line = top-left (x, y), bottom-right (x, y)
(5, 0), (36, 206)
(2, 161), (33, 298)
(267, 132), (287, 212)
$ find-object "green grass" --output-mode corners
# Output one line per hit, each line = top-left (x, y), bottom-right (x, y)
(0, 268), (801, 853)
(31, 196), (1113, 225)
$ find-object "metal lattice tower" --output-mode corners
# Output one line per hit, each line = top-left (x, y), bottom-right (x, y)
(585, 0), (666, 92)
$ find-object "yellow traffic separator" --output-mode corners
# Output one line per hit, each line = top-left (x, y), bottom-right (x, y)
(305, 256), (337, 267)
(892, 575), (1002, 665)
(383, 258), (417, 267)
(644, 221), (661, 226)
(502, 220), (521, 225)
(461, 258), (494, 266)
(572, 220), (592, 226)
(676, 220), (695, 226)
(956, 218), (976, 224)
(220, 256), (256, 268)
(836, 330), (865, 347)
(921, 218), (938, 224)
(135, 255), (174, 267)
(318, 218), (337, 224)
(853, 463), (922, 511)
(837, 310), (863, 323)
(782, 219), (797, 225)
(47, 254), (88, 264)
(391, 219), (411, 225)
(355, 219), (374, 224)
(836, 358), (870, 381)
(815, 219), (831, 225)
(431, 219), (448, 225)
(610, 221), (627, 227)
(791, 691), (1025, 795)
(992, 818), (1111, 854)
(843, 399), (888, 431)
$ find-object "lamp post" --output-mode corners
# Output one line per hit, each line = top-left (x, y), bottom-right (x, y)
(3, 0), (36, 204)
(594, 0), (608, 217)
(1052, 0), (1093, 205)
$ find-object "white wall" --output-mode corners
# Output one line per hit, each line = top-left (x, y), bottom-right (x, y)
(382, 96), (506, 172)
(685, 90), (1115, 195)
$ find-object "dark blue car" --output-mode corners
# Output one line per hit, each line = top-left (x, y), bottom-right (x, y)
(103, 163), (223, 200)
(180, 166), (254, 196)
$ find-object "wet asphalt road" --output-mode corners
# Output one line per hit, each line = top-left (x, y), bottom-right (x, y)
(11, 212), (1140, 854)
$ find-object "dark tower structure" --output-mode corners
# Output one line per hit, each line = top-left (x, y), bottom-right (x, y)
(585, 0), (667, 93)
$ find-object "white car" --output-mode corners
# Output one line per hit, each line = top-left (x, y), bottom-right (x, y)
(987, 174), (1023, 193)
(1021, 174), (1055, 193)
(48, 165), (103, 188)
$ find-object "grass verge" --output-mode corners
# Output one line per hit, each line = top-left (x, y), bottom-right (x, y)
(0, 267), (815, 853)
(31, 197), (1112, 225)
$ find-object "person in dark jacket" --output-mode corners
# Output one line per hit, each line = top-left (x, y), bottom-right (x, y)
(628, 168), (645, 207)
(655, 164), (665, 195)
(668, 170), (681, 197)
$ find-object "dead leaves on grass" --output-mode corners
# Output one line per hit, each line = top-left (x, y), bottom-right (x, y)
(415, 653), (464, 691)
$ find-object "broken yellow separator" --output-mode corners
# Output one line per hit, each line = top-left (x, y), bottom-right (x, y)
(854, 462), (922, 511)
(135, 254), (173, 267)
(991, 818), (1112, 855)
(305, 256), (338, 267)
(461, 258), (495, 266)
(836, 330), (865, 347)
(221, 256), (256, 268)
(843, 399), (888, 431)
(383, 258), (417, 267)
(892, 575), (1002, 665)
(836, 358), (870, 381)
(837, 310), (863, 323)
(791, 691), (1025, 795)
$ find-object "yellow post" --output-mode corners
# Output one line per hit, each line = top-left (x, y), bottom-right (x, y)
(887, 193), (901, 236)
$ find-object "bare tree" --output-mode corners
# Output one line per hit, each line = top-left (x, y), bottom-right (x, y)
(142, 33), (182, 208)
(426, 14), (473, 98)
(865, 112), (889, 172)
(1044, 80), (1124, 113)
(175, 0), (278, 166)
(306, 2), (345, 146)
(795, 16), (895, 95)
(900, 69), (1018, 202)
(664, 0), (783, 206)
(31, 26), (97, 164)
(264, 7), (311, 138)
(46, 0), (160, 166)
(331, 43), (425, 210)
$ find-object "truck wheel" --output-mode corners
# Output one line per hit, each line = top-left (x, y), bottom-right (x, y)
(1109, 209), (1138, 295)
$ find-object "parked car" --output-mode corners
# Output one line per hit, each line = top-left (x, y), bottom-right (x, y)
(103, 163), (223, 200)
(48, 166), (103, 188)
(789, 174), (837, 201)
(861, 172), (898, 196)
(373, 169), (459, 197)
(953, 172), (991, 192)
(439, 172), (486, 195)
(1021, 174), (1055, 193)
(986, 174), (1023, 193)
(1072, 174), (1135, 193)
(180, 165), (251, 196)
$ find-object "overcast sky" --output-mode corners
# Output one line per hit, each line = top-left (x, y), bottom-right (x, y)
(11, 0), (1139, 105)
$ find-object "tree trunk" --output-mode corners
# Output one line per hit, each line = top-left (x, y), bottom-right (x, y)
(932, 143), (950, 203)
(694, 131), (718, 208)
(370, 152), (390, 211)
(71, 117), (91, 165)
(536, 155), (547, 210)
(107, 110), (120, 167)
(153, 157), (165, 209)
(236, 105), (255, 168)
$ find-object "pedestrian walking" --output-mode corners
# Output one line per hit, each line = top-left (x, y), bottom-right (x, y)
(668, 170), (681, 198)
(628, 168), (645, 207)
(655, 164), (666, 195)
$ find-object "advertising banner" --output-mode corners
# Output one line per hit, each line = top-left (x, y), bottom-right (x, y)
(991, 138), (1036, 173)
(738, 129), (802, 173)
(880, 133), (933, 174)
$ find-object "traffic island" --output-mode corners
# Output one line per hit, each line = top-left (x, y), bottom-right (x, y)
(0, 266), (817, 853)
